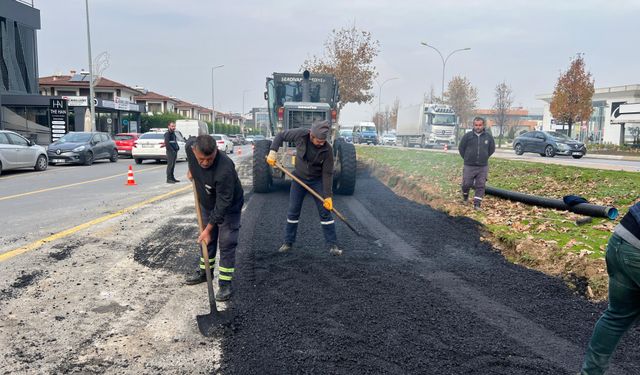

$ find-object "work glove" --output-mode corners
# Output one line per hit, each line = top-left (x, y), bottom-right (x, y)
(266, 150), (277, 166)
(323, 197), (333, 211)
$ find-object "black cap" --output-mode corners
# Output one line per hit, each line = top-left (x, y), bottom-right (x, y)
(310, 120), (330, 140)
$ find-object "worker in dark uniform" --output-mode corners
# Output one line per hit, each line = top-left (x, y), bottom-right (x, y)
(266, 120), (342, 256)
(185, 135), (244, 302)
(164, 121), (180, 183)
(580, 201), (640, 374)
(458, 116), (495, 210)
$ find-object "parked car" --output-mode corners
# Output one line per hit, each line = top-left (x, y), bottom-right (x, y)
(228, 134), (241, 146)
(513, 131), (587, 159)
(0, 130), (48, 176)
(251, 135), (266, 144)
(381, 132), (397, 146)
(132, 131), (187, 164)
(235, 134), (247, 145)
(47, 132), (118, 166)
(212, 134), (234, 154)
(244, 135), (255, 144)
(339, 129), (353, 143)
(114, 133), (141, 157)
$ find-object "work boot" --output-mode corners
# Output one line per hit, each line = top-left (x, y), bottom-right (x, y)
(462, 193), (469, 203)
(171, 178), (181, 183)
(473, 200), (482, 211)
(329, 245), (343, 256)
(185, 271), (207, 285)
(167, 179), (176, 184)
(278, 243), (292, 253)
(216, 283), (232, 302)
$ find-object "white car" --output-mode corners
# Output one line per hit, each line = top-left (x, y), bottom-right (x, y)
(0, 130), (48, 176)
(132, 131), (187, 164)
(212, 134), (234, 154)
(381, 133), (397, 146)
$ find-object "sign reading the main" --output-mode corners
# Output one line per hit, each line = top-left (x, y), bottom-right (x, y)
(50, 99), (68, 142)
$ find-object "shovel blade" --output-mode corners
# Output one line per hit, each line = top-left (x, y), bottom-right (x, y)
(197, 310), (231, 336)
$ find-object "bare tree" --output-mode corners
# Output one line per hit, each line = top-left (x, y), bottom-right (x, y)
(303, 25), (380, 112)
(549, 54), (594, 137)
(443, 76), (478, 142)
(425, 85), (443, 104)
(389, 97), (400, 131)
(493, 81), (514, 148)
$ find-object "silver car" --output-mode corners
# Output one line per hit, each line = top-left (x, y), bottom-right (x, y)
(0, 130), (48, 176)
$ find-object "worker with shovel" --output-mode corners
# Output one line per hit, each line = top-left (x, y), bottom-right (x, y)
(185, 135), (244, 302)
(266, 120), (343, 256)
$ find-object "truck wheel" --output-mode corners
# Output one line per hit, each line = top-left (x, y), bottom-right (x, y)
(253, 139), (272, 193)
(333, 139), (356, 195)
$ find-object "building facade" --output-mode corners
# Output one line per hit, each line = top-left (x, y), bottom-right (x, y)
(537, 85), (640, 145)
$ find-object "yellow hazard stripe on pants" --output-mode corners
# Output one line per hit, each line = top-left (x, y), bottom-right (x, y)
(219, 266), (235, 273)
(219, 274), (232, 281)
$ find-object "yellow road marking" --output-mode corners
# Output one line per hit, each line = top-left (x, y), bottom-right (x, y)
(0, 165), (164, 202)
(0, 185), (192, 262)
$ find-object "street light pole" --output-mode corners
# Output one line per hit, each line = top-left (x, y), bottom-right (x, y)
(377, 77), (398, 133)
(211, 64), (224, 133)
(242, 89), (251, 135)
(84, 0), (96, 131)
(420, 42), (470, 97)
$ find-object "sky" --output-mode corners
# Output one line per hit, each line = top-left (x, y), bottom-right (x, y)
(34, 0), (640, 123)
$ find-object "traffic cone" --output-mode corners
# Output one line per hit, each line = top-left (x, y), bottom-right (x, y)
(125, 165), (137, 186)
(237, 146), (242, 155)
(444, 144), (448, 152)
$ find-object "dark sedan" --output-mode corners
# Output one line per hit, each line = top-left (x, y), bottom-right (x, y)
(513, 131), (587, 159)
(48, 132), (118, 165)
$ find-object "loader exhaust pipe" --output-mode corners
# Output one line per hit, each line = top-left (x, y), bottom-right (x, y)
(301, 70), (311, 102)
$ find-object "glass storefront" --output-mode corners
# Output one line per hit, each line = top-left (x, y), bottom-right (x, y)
(1, 105), (51, 145)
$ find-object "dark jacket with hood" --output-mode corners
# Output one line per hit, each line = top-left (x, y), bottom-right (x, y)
(186, 138), (244, 225)
(458, 129), (495, 166)
(270, 127), (334, 198)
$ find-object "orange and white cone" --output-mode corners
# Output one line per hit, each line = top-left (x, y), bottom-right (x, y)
(125, 165), (137, 186)
(444, 144), (448, 152)
(237, 146), (242, 155)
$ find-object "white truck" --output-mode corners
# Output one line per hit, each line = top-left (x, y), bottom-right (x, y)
(396, 103), (457, 148)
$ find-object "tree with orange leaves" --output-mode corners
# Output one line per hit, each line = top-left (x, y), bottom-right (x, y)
(549, 54), (595, 137)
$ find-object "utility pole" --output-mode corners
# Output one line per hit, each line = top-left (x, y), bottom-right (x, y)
(85, 0), (96, 131)
(211, 65), (224, 133)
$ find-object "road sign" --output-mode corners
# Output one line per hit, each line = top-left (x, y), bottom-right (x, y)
(49, 99), (68, 142)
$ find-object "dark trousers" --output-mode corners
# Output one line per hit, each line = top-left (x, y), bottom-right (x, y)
(581, 234), (640, 374)
(461, 164), (489, 201)
(198, 206), (241, 286)
(166, 150), (177, 180)
(284, 176), (337, 247)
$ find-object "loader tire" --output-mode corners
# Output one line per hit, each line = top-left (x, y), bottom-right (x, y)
(333, 138), (356, 195)
(253, 139), (273, 193)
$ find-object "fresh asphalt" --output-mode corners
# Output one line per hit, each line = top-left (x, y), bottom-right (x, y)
(212, 171), (638, 374)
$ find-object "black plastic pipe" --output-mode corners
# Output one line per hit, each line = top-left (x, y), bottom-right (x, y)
(485, 186), (618, 220)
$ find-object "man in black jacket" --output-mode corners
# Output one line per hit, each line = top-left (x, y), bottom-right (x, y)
(266, 120), (342, 256)
(164, 121), (180, 183)
(184, 135), (244, 302)
(457, 117), (495, 210)
(580, 201), (640, 374)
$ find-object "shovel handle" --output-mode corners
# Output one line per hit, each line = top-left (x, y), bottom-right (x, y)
(192, 179), (217, 312)
(273, 162), (357, 233)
